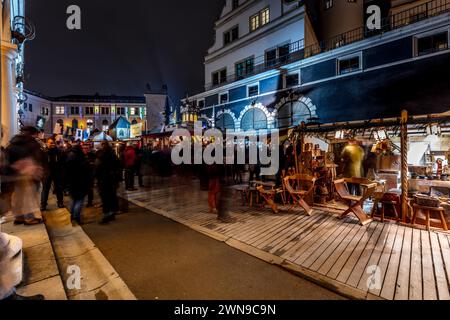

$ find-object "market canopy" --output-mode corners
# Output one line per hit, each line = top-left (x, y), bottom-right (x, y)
(109, 116), (131, 140)
(91, 131), (113, 142)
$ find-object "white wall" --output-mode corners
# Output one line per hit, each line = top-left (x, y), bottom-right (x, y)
(205, 17), (304, 84)
(209, 0), (284, 53)
(22, 94), (52, 133)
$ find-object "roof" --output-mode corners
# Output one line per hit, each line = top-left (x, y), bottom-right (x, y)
(52, 95), (146, 104)
(110, 116), (130, 129)
(24, 89), (146, 104)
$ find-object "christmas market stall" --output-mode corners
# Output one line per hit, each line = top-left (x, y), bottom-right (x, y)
(288, 110), (450, 230)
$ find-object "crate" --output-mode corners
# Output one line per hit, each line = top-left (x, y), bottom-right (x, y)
(414, 194), (440, 207)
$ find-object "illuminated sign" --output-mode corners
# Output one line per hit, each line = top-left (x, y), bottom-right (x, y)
(130, 123), (143, 139)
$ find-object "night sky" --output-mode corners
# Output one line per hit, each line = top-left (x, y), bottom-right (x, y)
(25, 0), (225, 103)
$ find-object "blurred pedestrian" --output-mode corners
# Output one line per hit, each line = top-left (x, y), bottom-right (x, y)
(0, 158), (45, 300)
(40, 138), (65, 211)
(124, 144), (136, 191)
(86, 148), (96, 207)
(207, 161), (235, 223)
(95, 141), (121, 224)
(66, 145), (91, 225)
(134, 144), (144, 187)
(5, 126), (45, 225)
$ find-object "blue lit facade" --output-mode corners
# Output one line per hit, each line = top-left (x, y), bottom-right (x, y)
(183, 0), (450, 132)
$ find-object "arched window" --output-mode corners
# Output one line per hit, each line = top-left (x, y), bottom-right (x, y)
(72, 119), (78, 129)
(87, 119), (94, 130)
(240, 108), (267, 131)
(131, 119), (138, 125)
(215, 113), (235, 131)
(102, 120), (109, 132)
(276, 101), (311, 129)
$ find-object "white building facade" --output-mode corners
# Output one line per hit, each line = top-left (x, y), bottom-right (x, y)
(21, 90), (169, 139)
(182, 0), (450, 133)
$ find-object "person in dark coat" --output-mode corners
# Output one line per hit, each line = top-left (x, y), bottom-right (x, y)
(95, 141), (121, 224)
(66, 145), (91, 224)
(5, 126), (46, 225)
(207, 161), (236, 223)
(132, 144), (143, 187)
(124, 144), (136, 191)
(40, 138), (65, 210)
(86, 148), (97, 207)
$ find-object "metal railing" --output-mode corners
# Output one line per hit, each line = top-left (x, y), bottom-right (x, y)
(204, 0), (450, 92)
(206, 39), (305, 91)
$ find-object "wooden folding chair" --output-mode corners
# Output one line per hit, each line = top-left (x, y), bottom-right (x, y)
(283, 174), (316, 216)
(334, 177), (377, 226)
(257, 185), (279, 214)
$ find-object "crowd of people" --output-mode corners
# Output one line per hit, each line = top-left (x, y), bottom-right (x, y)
(0, 126), (147, 227)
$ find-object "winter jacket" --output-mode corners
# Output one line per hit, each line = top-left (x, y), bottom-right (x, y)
(95, 148), (121, 187)
(66, 146), (92, 200)
(5, 135), (46, 180)
(124, 146), (136, 168)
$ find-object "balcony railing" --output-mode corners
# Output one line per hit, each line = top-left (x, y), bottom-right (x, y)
(204, 0), (450, 92)
(206, 39), (305, 91)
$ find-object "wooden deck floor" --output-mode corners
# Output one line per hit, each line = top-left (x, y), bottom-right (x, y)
(120, 177), (450, 300)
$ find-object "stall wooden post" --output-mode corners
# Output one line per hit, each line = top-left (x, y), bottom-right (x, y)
(293, 139), (299, 174)
(400, 110), (409, 223)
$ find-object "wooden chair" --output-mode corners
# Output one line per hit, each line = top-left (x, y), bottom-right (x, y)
(231, 184), (249, 206)
(283, 174), (316, 216)
(412, 204), (448, 231)
(371, 191), (401, 223)
(257, 185), (279, 214)
(334, 178), (377, 226)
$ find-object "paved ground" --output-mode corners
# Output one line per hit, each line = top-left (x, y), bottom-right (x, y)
(81, 199), (345, 300)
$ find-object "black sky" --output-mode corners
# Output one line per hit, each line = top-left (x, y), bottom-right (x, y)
(25, 0), (225, 102)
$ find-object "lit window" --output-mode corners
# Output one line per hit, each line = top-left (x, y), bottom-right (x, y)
(250, 7), (269, 32)
(416, 31), (449, 56)
(250, 13), (260, 31)
(324, 0), (333, 10)
(261, 8), (270, 26)
(130, 107), (136, 116)
(102, 120), (109, 132)
(338, 54), (361, 75)
(56, 106), (65, 115)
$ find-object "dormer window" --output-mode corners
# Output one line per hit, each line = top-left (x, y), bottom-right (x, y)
(224, 26), (239, 46)
(250, 7), (270, 32)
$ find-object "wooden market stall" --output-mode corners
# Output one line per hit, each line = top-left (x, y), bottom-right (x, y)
(288, 110), (450, 230)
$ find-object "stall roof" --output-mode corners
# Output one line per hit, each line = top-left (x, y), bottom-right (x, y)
(292, 111), (450, 142)
(110, 116), (130, 129)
